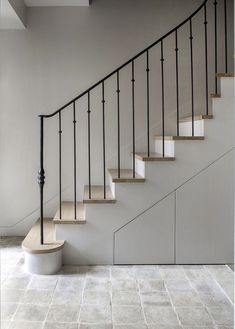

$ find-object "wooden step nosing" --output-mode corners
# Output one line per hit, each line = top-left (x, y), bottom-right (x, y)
(53, 219), (86, 224)
(83, 199), (116, 204)
(22, 219), (65, 254)
(216, 72), (235, 77)
(179, 115), (213, 123)
(135, 153), (175, 161)
(112, 178), (145, 183)
(154, 136), (205, 141)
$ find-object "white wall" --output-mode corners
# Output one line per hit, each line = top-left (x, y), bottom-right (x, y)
(0, 0), (26, 29)
(0, 0), (234, 235)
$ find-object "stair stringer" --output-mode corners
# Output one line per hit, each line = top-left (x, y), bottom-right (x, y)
(55, 77), (234, 265)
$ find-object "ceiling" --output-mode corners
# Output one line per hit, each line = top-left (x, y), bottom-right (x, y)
(24, 0), (90, 6)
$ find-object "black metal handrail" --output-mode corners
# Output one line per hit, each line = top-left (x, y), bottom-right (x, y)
(38, 0), (230, 244)
(40, 0), (208, 119)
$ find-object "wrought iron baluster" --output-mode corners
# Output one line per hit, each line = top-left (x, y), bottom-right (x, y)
(131, 60), (136, 177)
(73, 102), (77, 219)
(58, 111), (62, 218)
(38, 116), (45, 244)
(189, 18), (194, 136)
(116, 71), (121, 179)
(102, 82), (106, 199)
(204, 4), (209, 115)
(214, 0), (218, 93)
(224, 0), (228, 73)
(175, 30), (180, 136)
(160, 40), (165, 157)
(146, 50), (150, 157)
(87, 92), (91, 199)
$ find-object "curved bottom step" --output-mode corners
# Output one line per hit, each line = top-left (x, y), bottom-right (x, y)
(22, 219), (64, 275)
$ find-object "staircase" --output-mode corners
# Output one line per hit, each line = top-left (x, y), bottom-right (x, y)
(23, 0), (234, 271)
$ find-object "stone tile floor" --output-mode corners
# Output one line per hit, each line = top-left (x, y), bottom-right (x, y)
(0, 236), (234, 329)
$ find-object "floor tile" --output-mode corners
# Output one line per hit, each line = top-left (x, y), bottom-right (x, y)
(207, 306), (234, 326)
(46, 304), (80, 323)
(85, 278), (111, 291)
(111, 267), (135, 279)
(86, 266), (110, 278)
(79, 324), (112, 329)
(2, 277), (30, 290)
(59, 266), (87, 278)
(56, 277), (85, 291)
(134, 268), (161, 279)
(144, 306), (179, 325)
(9, 321), (43, 329)
(140, 291), (171, 306)
(13, 304), (48, 321)
(1, 303), (18, 321)
(83, 290), (111, 306)
(113, 325), (147, 329)
(79, 305), (111, 323)
(198, 291), (233, 308)
(176, 307), (214, 325)
(169, 291), (203, 307)
(165, 279), (192, 292)
(28, 277), (58, 290)
(112, 291), (141, 306)
(184, 268), (213, 280)
(159, 269), (186, 280)
(43, 323), (78, 329)
(78, 323), (113, 329)
(22, 289), (53, 305)
(52, 288), (82, 305)
(112, 306), (145, 324)
(205, 265), (234, 280)
(138, 279), (165, 292)
(190, 278), (220, 293)
(1, 289), (25, 303)
(148, 324), (183, 329)
(111, 279), (137, 291)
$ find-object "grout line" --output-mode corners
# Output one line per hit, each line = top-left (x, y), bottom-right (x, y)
(204, 265), (234, 306)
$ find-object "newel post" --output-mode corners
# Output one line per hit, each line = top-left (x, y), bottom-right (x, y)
(38, 115), (45, 245)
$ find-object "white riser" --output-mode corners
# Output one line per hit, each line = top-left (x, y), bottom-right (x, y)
(179, 119), (204, 136)
(155, 140), (175, 156)
(56, 78), (235, 265)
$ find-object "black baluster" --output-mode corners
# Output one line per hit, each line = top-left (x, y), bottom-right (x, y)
(146, 50), (150, 157)
(131, 61), (136, 177)
(175, 30), (180, 136)
(102, 82), (106, 199)
(189, 18), (194, 136)
(58, 111), (62, 218)
(116, 71), (121, 179)
(73, 102), (77, 219)
(87, 92), (91, 199)
(224, 0), (228, 73)
(160, 40), (165, 157)
(214, 0), (218, 93)
(38, 116), (45, 245)
(204, 4), (209, 115)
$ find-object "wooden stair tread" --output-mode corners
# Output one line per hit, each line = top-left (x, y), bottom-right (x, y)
(108, 169), (145, 182)
(135, 152), (175, 161)
(216, 73), (234, 77)
(54, 202), (86, 224)
(154, 135), (205, 141)
(210, 93), (221, 98)
(83, 185), (115, 203)
(22, 219), (64, 254)
(179, 114), (213, 123)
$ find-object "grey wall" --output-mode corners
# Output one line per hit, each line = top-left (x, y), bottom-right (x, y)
(0, 0), (234, 234)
